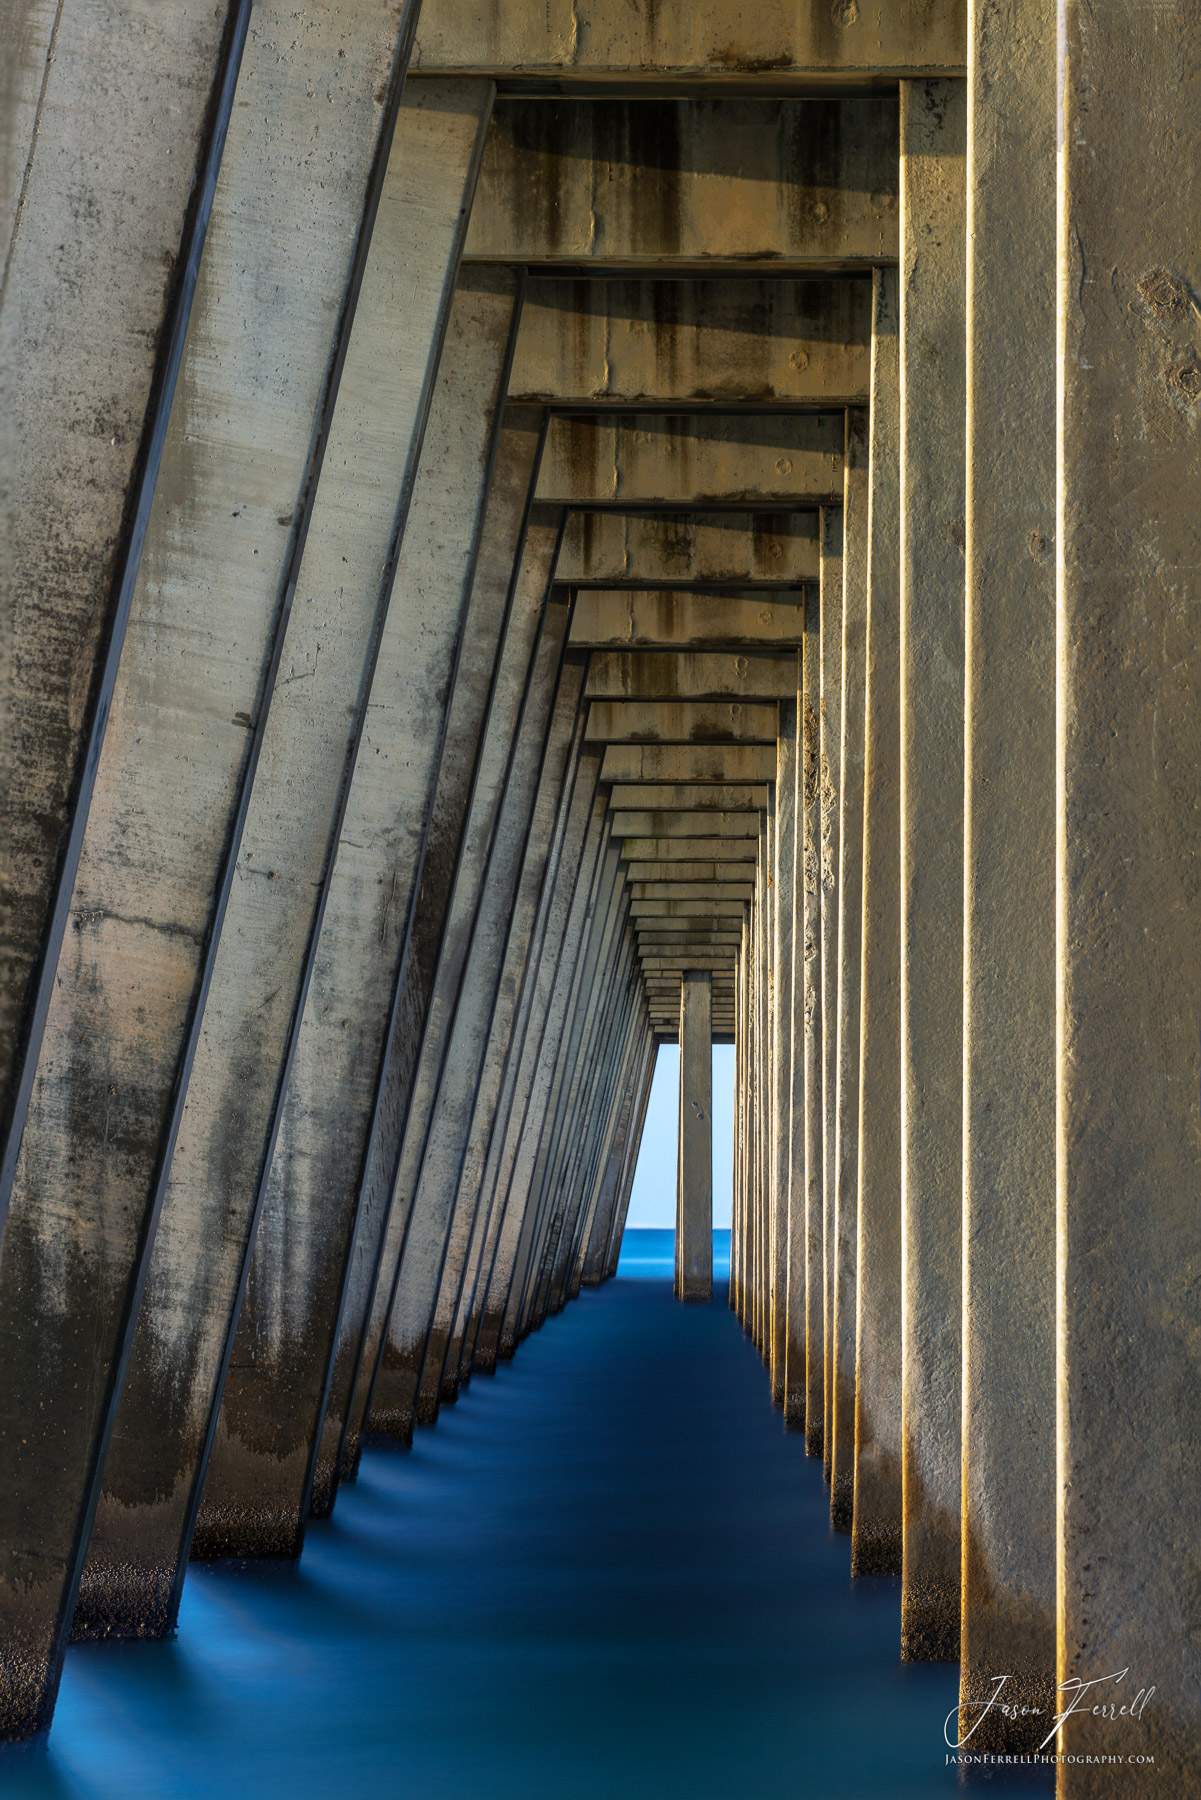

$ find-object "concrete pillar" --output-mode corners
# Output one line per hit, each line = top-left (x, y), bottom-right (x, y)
(830, 406), (869, 1535)
(0, 0), (249, 1199)
(771, 696), (798, 1406)
(352, 549), (569, 1452)
(959, 0), (1057, 1753)
(412, 659), (586, 1425)
(1057, 9), (1201, 1787)
(0, 57), (473, 1702)
(819, 507), (844, 1480)
(898, 76), (966, 1664)
(852, 267), (902, 1578)
(331, 430), (551, 1477)
(800, 586), (825, 1458)
(676, 972), (713, 1303)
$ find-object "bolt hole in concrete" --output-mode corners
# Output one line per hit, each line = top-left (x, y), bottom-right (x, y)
(1, 1047), (1039, 1800)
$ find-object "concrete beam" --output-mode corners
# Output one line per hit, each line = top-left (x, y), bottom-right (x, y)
(586, 652), (799, 701)
(630, 899), (747, 919)
(606, 784), (769, 813)
(465, 98), (898, 269)
(571, 592), (806, 650)
(613, 813), (760, 839)
(898, 77), (965, 1667)
(852, 268), (902, 1580)
(510, 278), (869, 409)
(558, 511), (819, 586)
(538, 412), (842, 508)
(629, 882), (753, 902)
(588, 701), (779, 745)
(600, 745), (777, 783)
(411, 0), (966, 82)
(625, 857), (755, 880)
(621, 838), (761, 862)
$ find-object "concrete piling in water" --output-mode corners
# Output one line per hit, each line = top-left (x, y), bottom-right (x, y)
(676, 973), (713, 1305)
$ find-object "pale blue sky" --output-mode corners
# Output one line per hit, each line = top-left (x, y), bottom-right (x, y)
(625, 1043), (735, 1229)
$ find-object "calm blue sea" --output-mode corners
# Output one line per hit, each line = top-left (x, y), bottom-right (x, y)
(0, 1229), (1043, 1800)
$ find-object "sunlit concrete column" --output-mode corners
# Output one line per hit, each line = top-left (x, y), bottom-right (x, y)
(801, 586), (824, 1457)
(898, 76), (966, 1664)
(830, 406), (869, 1535)
(1057, 10), (1201, 1788)
(959, 0), (1057, 1753)
(676, 972), (713, 1303)
(772, 696), (798, 1406)
(819, 507), (844, 1478)
(601, 1027), (657, 1279)
(852, 268), (903, 1578)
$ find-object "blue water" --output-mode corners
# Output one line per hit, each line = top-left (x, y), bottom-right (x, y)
(3, 1231), (1023, 1799)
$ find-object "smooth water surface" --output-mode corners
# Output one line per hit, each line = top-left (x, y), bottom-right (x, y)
(4, 1233), (1012, 1799)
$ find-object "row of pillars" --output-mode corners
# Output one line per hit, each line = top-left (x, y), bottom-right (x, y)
(723, 22), (1201, 1785)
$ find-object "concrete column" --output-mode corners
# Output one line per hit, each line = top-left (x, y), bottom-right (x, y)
(801, 585), (825, 1458)
(676, 972), (713, 1303)
(0, 56), (472, 1700)
(819, 507), (844, 1480)
(898, 76), (966, 1664)
(355, 550), (569, 1451)
(771, 696), (798, 1407)
(412, 658), (585, 1425)
(471, 799), (612, 1360)
(80, 251), (516, 1627)
(830, 406), (869, 1535)
(598, 1028), (656, 1280)
(784, 671), (807, 1433)
(959, 0), (1057, 1753)
(0, 0), (249, 1197)
(852, 267), (902, 1578)
(323, 410), (548, 1485)
(1057, 9), (1201, 1787)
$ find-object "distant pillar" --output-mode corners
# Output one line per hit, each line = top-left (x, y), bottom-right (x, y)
(676, 972), (713, 1302)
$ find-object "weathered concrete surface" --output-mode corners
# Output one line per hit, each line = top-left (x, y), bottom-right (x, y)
(830, 407), (868, 1535)
(538, 412), (842, 509)
(959, 0), (1056, 1753)
(581, 1031), (653, 1285)
(607, 784), (770, 814)
(601, 745), (778, 784)
(510, 278), (870, 408)
(0, 0), (243, 1205)
(413, 658), (585, 1423)
(818, 506), (843, 1478)
(897, 76), (965, 1667)
(586, 652), (799, 701)
(0, 0), (427, 1728)
(800, 593), (824, 1457)
(465, 98), (898, 269)
(95, 81), (489, 1580)
(558, 510), (819, 586)
(571, 592), (806, 649)
(586, 701), (780, 745)
(363, 535), (569, 1448)
(412, 0), (966, 80)
(472, 797), (611, 1372)
(1057, 11), (1201, 1788)
(852, 271), (902, 1578)
(772, 700), (797, 1409)
(676, 972), (713, 1302)
(326, 415), (549, 1485)
(77, 251), (512, 1632)
(622, 839), (762, 864)
(449, 748), (603, 1384)
(616, 813), (760, 839)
